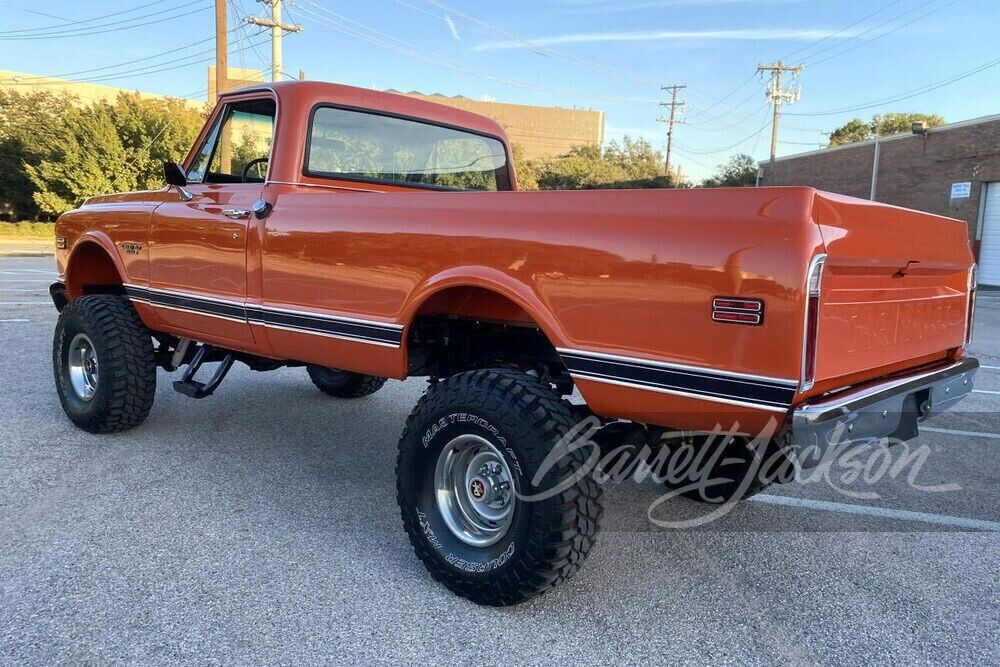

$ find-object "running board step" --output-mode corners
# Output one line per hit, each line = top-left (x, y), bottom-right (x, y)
(172, 345), (235, 399)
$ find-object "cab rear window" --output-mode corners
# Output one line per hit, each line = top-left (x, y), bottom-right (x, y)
(305, 107), (511, 191)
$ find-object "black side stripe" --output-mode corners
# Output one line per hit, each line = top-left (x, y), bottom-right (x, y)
(125, 286), (402, 347)
(245, 306), (401, 345)
(560, 351), (796, 409)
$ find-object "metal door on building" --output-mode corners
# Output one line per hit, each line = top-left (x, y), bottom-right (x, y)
(981, 182), (1000, 286)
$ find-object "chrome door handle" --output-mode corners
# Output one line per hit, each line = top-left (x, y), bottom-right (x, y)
(222, 208), (251, 219)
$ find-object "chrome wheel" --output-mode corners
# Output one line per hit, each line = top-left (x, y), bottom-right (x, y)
(67, 333), (99, 401)
(434, 434), (515, 547)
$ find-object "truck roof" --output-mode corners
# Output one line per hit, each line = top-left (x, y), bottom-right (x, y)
(221, 80), (510, 142)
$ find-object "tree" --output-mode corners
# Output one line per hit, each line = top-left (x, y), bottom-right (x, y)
(519, 137), (672, 191)
(828, 112), (945, 147)
(110, 93), (208, 191)
(26, 102), (134, 215)
(1, 89), (208, 218)
(701, 154), (758, 188)
(0, 89), (70, 219)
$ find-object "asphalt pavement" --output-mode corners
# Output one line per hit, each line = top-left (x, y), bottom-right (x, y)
(1, 255), (997, 665)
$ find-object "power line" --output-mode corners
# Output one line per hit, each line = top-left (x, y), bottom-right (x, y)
(788, 56), (1000, 117)
(0, 0), (172, 35)
(0, 31), (268, 89)
(804, 0), (960, 68)
(4, 32), (237, 83)
(657, 85), (685, 178)
(781, 0), (908, 62)
(674, 108), (772, 155)
(247, 0), (303, 82)
(0, 1), (212, 40)
(398, 0), (661, 87)
(288, 0), (658, 104)
(757, 61), (803, 168)
(683, 0), (925, 129)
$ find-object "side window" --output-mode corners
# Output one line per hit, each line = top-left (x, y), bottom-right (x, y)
(187, 98), (276, 184)
(305, 107), (510, 191)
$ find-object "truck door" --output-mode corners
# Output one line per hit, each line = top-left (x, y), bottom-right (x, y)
(147, 97), (275, 346)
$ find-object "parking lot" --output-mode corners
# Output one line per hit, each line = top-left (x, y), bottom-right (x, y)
(1, 254), (997, 665)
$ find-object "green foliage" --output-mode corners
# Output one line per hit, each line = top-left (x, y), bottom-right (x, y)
(0, 90), (70, 220)
(0, 221), (56, 238)
(701, 153), (758, 188)
(828, 112), (946, 147)
(26, 102), (135, 215)
(0, 89), (207, 218)
(516, 137), (672, 190)
(110, 93), (208, 190)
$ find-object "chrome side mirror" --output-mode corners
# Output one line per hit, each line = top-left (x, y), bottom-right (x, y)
(163, 161), (193, 202)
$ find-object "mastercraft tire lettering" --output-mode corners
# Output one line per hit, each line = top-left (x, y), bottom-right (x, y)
(396, 369), (603, 606)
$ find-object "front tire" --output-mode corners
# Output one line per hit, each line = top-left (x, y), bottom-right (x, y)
(397, 369), (603, 606)
(306, 365), (386, 398)
(53, 295), (156, 433)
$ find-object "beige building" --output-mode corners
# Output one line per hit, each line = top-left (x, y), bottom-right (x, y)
(392, 91), (604, 160)
(0, 69), (205, 109)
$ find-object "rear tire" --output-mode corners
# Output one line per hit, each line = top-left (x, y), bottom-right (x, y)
(53, 295), (156, 433)
(659, 435), (793, 504)
(306, 365), (386, 398)
(397, 369), (603, 606)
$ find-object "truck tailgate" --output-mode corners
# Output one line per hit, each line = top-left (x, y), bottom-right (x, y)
(811, 191), (973, 385)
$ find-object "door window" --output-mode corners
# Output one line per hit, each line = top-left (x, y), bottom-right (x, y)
(187, 98), (276, 184)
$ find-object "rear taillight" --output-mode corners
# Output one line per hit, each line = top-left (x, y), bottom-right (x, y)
(800, 254), (827, 391)
(966, 264), (977, 345)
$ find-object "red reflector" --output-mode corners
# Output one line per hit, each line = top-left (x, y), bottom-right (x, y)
(712, 311), (761, 324)
(712, 296), (764, 325)
(712, 298), (761, 312)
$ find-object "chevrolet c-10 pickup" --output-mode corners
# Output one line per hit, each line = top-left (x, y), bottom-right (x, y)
(50, 81), (979, 605)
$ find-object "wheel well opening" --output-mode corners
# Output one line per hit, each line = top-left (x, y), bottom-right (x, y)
(406, 286), (571, 391)
(66, 243), (124, 299)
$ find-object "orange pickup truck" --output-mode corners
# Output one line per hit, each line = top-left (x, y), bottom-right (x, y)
(50, 81), (979, 605)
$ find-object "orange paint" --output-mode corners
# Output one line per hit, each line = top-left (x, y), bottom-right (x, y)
(54, 81), (976, 432)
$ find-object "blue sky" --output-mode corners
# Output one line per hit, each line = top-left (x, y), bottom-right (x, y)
(1, 0), (997, 179)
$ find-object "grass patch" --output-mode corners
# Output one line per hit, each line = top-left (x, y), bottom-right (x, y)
(0, 222), (56, 239)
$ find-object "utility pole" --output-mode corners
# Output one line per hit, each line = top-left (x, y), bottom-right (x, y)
(215, 0), (227, 101)
(657, 84), (686, 182)
(757, 61), (804, 177)
(249, 1), (303, 82)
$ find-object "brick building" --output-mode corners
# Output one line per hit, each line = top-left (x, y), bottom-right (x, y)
(758, 114), (1000, 286)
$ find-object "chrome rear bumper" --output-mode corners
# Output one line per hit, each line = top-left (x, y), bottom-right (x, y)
(790, 357), (979, 467)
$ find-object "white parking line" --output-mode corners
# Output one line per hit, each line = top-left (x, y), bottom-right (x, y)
(973, 389), (1000, 395)
(922, 426), (1000, 440)
(750, 494), (1000, 531)
(0, 318), (29, 323)
(981, 365), (1000, 370)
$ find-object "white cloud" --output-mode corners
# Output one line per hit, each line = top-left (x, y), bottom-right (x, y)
(476, 28), (857, 51)
(444, 14), (461, 41)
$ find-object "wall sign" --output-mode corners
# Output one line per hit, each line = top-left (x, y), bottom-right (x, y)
(950, 182), (972, 199)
